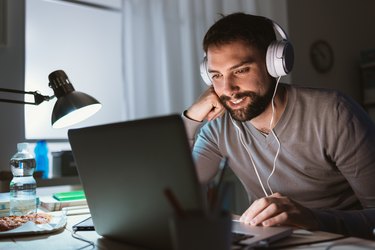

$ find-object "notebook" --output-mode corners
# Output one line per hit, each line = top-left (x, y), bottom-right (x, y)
(68, 114), (292, 249)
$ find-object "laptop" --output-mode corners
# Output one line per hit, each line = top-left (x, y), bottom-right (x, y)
(68, 114), (292, 249)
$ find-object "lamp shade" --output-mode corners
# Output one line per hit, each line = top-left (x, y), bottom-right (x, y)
(48, 70), (102, 128)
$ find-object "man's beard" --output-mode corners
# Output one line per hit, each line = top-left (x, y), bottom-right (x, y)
(220, 85), (276, 122)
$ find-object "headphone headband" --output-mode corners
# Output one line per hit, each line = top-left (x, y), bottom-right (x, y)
(200, 17), (294, 85)
(272, 20), (289, 40)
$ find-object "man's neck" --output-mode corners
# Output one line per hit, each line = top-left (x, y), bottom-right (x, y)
(250, 84), (288, 134)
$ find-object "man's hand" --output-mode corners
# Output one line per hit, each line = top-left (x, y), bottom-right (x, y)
(239, 193), (319, 230)
(186, 86), (225, 122)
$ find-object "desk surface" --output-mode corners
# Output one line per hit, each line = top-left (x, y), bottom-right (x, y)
(0, 212), (374, 250)
(0, 213), (146, 250)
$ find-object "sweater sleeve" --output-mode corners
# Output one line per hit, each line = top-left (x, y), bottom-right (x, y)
(312, 208), (375, 239)
(316, 93), (375, 239)
(180, 111), (222, 184)
(181, 111), (203, 148)
(331, 95), (375, 208)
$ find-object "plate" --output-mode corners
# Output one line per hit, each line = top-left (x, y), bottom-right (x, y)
(0, 212), (67, 237)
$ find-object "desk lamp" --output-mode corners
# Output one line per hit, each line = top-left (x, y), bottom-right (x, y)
(0, 70), (102, 128)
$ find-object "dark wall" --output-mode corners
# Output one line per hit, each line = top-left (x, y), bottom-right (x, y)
(288, 0), (375, 104)
(0, 0), (25, 172)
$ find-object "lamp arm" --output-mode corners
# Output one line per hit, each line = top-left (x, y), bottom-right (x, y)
(33, 92), (55, 105)
(0, 87), (54, 105)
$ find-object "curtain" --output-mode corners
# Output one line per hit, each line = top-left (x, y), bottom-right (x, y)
(121, 0), (284, 120)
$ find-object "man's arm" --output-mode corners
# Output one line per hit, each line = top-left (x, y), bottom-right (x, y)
(311, 208), (375, 239)
(182, 86), (226, 184)
(182, 86), (224, 147)
(239, 193), (375, 239)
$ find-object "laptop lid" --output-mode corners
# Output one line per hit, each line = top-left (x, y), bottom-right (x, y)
(68, 114), (292, 249)
(68, 114), (205, 249)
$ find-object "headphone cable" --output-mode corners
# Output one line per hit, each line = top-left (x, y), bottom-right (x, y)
(266, 76), (282, 195)
(230, 76), (282, 197)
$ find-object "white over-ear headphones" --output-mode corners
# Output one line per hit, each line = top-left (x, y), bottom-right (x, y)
(200, 18), (294, 85)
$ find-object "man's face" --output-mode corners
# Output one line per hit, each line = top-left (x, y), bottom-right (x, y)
(206, 40), (275, 122)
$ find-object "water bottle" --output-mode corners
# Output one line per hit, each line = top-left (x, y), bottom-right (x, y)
(9, 143), (37, 216)
(34, 140), (49, 179)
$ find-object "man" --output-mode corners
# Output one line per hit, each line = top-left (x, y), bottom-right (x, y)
(182, 12), (375, 239)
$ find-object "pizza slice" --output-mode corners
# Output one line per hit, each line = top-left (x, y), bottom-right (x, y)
(0, 213), (52, 232)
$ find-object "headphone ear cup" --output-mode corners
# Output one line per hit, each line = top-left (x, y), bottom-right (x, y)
(266, 40), (294, 78)
(200, 57), (212, 85)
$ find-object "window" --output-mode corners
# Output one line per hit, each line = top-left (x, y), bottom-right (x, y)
(25, 0), (125, 139)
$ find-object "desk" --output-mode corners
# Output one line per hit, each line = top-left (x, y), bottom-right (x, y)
(0, 213), (147, 250)
(0, 213), (374, 250)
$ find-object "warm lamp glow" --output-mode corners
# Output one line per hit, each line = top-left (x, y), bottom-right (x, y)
(48, 70), (102, 128)
(52, 103), (102, 129)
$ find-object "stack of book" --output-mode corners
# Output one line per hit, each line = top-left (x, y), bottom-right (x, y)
(39, 190), (87, 211)
(0, 190), (87, 215)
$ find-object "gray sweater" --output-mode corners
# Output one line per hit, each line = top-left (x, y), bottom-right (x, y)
(183, 83), (375, 239)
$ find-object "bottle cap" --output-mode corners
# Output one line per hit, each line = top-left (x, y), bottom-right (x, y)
(17, 143), (29, 152)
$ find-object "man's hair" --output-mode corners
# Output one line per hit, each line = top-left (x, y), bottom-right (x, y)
(203, 12), (276, 57)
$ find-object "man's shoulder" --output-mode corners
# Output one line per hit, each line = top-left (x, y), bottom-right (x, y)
(286, 83), (341, 95)
(286, 83), (348, 103)
(286, 83), (366, 117)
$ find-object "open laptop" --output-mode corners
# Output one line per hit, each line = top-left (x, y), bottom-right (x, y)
(68, 114), (292, 249)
